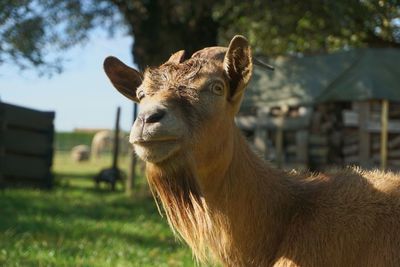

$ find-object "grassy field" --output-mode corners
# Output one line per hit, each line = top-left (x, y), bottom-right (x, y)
(0, 152), (194, 267)
(55, 132), (96, 151)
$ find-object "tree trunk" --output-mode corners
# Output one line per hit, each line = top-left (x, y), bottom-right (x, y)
(111, 0), (219, 69)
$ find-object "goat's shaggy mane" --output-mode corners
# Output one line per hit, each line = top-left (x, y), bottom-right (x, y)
(146, 155), (213, 261)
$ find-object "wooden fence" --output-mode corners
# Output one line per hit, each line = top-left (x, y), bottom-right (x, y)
(0, 102), (55, 188)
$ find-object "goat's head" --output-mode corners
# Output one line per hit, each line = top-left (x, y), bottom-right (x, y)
(104, 35), (252, 165)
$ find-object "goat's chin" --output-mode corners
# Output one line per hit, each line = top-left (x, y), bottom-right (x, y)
(134, 141), (181, 163)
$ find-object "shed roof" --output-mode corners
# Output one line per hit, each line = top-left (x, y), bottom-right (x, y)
(242, 48), (400, 111)
(317, 49), (400, 102)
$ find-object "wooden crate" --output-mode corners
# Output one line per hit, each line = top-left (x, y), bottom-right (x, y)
(0, 102), (55, 188)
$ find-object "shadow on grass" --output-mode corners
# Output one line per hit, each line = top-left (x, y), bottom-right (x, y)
(0, 190), (156, 222)
(56, 172), (96, 179)
(55, 172), (127, 193)
(0, 172), (183, 256)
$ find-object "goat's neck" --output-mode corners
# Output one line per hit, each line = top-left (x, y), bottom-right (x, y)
(198, 126), (294, 265)
(147, 124), (295, 265)
(198, 125), (289, 207)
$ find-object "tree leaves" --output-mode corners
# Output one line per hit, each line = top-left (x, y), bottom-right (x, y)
(0, 0), (399, 75)
(0, 0), (119, 75)
(216, 0), (400, 56)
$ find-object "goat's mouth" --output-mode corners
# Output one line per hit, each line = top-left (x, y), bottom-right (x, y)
(132, 136), (182, 163)
(133, 137), (180, 145)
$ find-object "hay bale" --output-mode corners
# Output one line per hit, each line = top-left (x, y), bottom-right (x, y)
(71, 145), (90, 162)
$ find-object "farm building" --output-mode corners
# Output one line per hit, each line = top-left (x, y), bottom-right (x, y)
(0, 102), (55, 188)
(237, 48), (400, 171)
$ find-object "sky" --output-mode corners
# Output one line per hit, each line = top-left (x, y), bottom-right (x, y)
(0, 30), (136, 132)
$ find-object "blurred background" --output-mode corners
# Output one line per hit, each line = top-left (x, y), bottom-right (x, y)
(0, 0), (399, 266)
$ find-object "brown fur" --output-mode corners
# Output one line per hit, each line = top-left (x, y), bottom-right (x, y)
(104, 36), (400, 267)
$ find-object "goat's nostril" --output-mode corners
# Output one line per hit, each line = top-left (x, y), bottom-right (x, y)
(145, 109), (166, 123)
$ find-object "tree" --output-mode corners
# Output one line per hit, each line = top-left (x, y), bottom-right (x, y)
(109, 0), (219, 69)
(216, 0), (400, 55)
(0, 0), (219, 72)
(0, 0), (399, 73)
(0, 0), (119, 74)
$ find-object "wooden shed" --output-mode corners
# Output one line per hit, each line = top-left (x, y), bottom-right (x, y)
(238, 48), (400, 171)
(316, 48), (400, 171)
(0, 102), (55, 188)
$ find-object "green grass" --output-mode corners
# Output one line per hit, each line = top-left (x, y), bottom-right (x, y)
(0, 152), (194, 267)
(55, 132), (96, 151)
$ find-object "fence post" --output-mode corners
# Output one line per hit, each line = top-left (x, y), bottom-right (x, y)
(380, 100), (389, 171)
(126, 103), (138, 197)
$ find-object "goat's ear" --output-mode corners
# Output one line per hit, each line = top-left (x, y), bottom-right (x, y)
(223, 35), (253, 107)
(103, 56), (142, 102)
(166, 50), (186, 64)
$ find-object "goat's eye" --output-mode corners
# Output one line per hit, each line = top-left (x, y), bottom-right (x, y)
(211, 82), (224, 96)
(137, 90), (145, 100)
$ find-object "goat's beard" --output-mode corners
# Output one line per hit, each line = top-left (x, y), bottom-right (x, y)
(146, 154), (212, 262)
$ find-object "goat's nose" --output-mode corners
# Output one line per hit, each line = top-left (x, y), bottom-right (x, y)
(139, 109), (166, 124)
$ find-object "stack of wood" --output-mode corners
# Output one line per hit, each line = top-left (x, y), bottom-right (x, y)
(387, 135), (400, 169)
(238, 100), (400, 171)
(308, 103), (344, 170)
(369, 101), (400, 170)
(237, 105), (311, 170)
(293, 100), (400, 171)
(341, 130), (359, 165)
(341, 103), (361, 166)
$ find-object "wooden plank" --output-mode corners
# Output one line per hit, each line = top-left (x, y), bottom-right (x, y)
(372, 139), (381, 151)
(344, 155), (359, 165)
(352, 102), (362, 112)
(342, 110), (358, 126)
(342, 110), (400, 134)
(263, 115), (311, 130)
(372, 153), (380, 162)
(342, 144), (358, 155)
(286, 145), (297, 154)
(275, 116), (284, 168)
(330, 131), (342, 146)
(372, 150), (400, 159)
(369, 151), (400, 160)
(343, 133), (359, 146)
(254, 113), (268, 158)
(0, 154), (50, 179)
(381, 100), (389, 171)
(309, 156), (328, 164)
(389, 159), (400, 167)
(358, 102), (370, 168)
(0, 103), (54, 131)
(0, 128), (52, 156)
(236, 113), (311, 131)
(296, 130), (308, 165)
(367, 120), (400, 133)
(389, 104), (400, 118)
(388, 135), (400, 149)
(309, 134), (327, 145)
(388, 149), (400, 158)
(309, 147), (328, 157)
(342, 120), (400, 133)
(235, 116), (256, 130)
